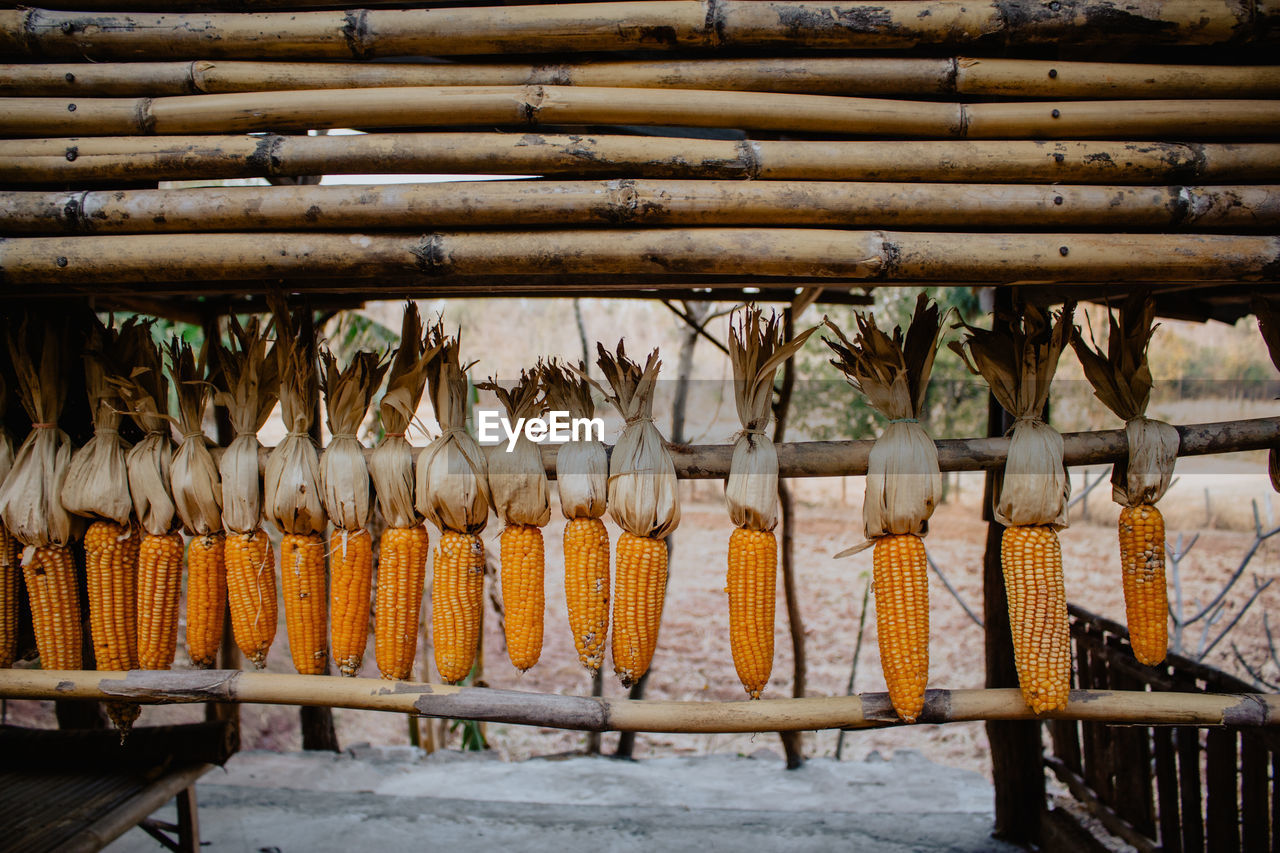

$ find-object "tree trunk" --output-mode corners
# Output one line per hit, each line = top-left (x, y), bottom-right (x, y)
(774, 307), (806, 770)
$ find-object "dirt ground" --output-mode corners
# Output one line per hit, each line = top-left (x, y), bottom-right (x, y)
(6, 450), (1278, 781)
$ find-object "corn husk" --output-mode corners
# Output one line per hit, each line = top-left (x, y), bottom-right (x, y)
(263, 297), (325, 536)
(61, 317), (132, 525)
(826, 294), (946, 546)
(0, 318), (75, 547)
(212, 315), (279, 535)
(477, 370), (551, 528)
(1072, 293), (1179, 508)
(415, 323), (490, 535)
(579, 341), (678, 539)
(951, 304), (1074, 529)
(542, 359), (607, 520)
(1253, 297), (1280, 492)
(320, 349), (389, 531)
(726, 308), (816, 532)
(370, 303), (439, 529)
(168, 338), (223, 536)
(0, 371), (12, 487)
(106, 320), (178, 537)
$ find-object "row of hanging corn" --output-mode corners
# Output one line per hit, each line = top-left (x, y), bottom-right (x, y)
(0, 293), (1254, 734)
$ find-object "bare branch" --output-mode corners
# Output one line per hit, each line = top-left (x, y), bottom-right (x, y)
(927, 552), (983, 628)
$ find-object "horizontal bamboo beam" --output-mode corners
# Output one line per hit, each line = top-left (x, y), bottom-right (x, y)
(6, 86), (1280, 139)
(4, 57), (1279, 100)
(1, 1), (1271, 61)
(5, 181), (1277, 235)
(6, 134), (1276, 186)
(1, 229), (1276, 286)
(2, 670), (1276, 731)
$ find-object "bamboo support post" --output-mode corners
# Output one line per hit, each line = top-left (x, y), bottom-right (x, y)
(5, 134), (1276, 186)
(1, 670), (1277, 732)
(3, 57), (1278, 100)
(1, 229), (1276, 285)
(4, 181), (1277, 235)
(0, 1), (1272, 61)
(5, 86), (1279, 139)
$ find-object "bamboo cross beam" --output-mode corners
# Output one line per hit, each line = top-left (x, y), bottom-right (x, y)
(0, 1), (1273, 62)
(6, 86), (1280, 139)
(4, 181), (1278, 235)
(1, 670), (1276, 732)
(5, 134), (1276, 187)
(4, 57), (1279, 100)
(1, 229), (1277, 285)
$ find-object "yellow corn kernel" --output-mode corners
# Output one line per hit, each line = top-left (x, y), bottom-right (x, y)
(726, 527), (776, 699)
(500, 523), (544, 672)
(564, 517), (610, 673)
(1119, 503), (1168, 666)
(137, 531), (184, 671)
(1001, 524), (1070, 714)
(612, 532), (667, 688)
(331, 528), (374, 678)
(281, 532), (329, 676)
(25, 544), (83, 671)
(432, 530), (485, 685)
(226, 529), (277, 669)
(0, 525), (17, 669)
(375, 525), (429, 681)
(186, 532), (227, 669)
(85, 520), (139, 673)
(873, 533), (930, 722)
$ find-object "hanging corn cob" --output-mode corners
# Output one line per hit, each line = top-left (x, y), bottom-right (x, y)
(0, 371), (15, 670)
(541, 360), (610, 673)
(579, 341), (679, 687)
(264, 298), (329, 677)
(212, 315), (280, 669)
(0, 317), (80, 671)
(168, 338), (226, 670)
(952, 303), (1075, 714)
(416, 323), (491, 685)
(108, 320), (182, 672)
(477, 371), (551, 673)
(1072, 294), (1178, 666)
(62, 317), (140, 732)
(722, 309), (815, 699)
(825, 296), (946, 721)
(1253, 298), (1280, 494)
(320, 348), (388, 677)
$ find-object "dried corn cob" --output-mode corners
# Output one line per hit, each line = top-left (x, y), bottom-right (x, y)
(500, 524), (545, 672)
(432, 529), (486, 684)
(281, 533), (328, 675)
(0, 527), (16, 669)
(612, 531), (668, 687)
(24, 544), (82, 670)
(1119, 504), (1168, 665)
(872, 533), (930, 721)
(186, 533), (226, 668)
(84, 520), (139, 672)
(331, 528), (373, 677)
(226, 529), (276, 667)
(726, 527), (776, 699)
(563, 516), (610, 672)
(137, 530), (183, 670)
(375, 525), (429, 680)
(1001, 525), (1070, 714)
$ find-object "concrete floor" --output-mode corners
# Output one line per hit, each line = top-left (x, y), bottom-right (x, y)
(109, 748), (1020, 852)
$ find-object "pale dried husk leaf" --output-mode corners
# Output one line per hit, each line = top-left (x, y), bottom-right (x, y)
(726, 308), (817, 531)
(0, 370), (13, 486)
(213, 315), (279, 534)
(826, 295), (946, 540)
(168, 338), (223, 536)
(62, 319), (133, 524)
(0, 318), (75, 547)
(1252, 297), (1280, 493)
(578, 341), (678, 539)
(415, 326), (490, 534)
(1072, 293), (1179, 506)
(263, 297), (325, 535)
(478, 370), (551, 528)
(370, 303), (438, 528)
(320, 349), (389, 530)
(951, 304), (1074, 529)
(542, 359), (606, 520)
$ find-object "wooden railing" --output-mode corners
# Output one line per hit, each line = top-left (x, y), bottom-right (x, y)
(1051, 605), (1278, 852)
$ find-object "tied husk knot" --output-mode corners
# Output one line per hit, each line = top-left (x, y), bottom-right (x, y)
(0, 317), (75, 547)
(168, 337), (223, 536)
(109, 319), (178, 536)
(542, 359), (607, 520)
(1071, 293), (1179, 507)
(726, 307), (816, 531)
(212, 314), (279, 534)
(62, 316), (133, 525)
(478, 370), (551, 528)
(951, 303), (1075, 529)
(826, 294), (946, 542)
(263, 296), (325, 536)
(415, 322), (490, 534)
(320, 348), (389, 531)
(579, 340), (678, 539)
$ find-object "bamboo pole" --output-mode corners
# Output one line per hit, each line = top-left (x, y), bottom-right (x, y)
(5, 86), (1279, 139)
(1, 670), (1276, 731)
(5, 181), (1277, 235)
(5, 133), (1276, 186)
(1, 229), (1276, 285)
(0, 1), (1270, 61)
(5, 57), (1279, 100)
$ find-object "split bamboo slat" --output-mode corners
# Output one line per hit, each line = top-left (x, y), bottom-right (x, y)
(5, 87), (1279, 139)
(2, 229), (1276, 285)
(4, 181), (1278, 234)
(3, 58), (1279, 100)
(0, 1), (1273, 62)
(2, 669), (1278, 733)
(5, 135), (1277, 187)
